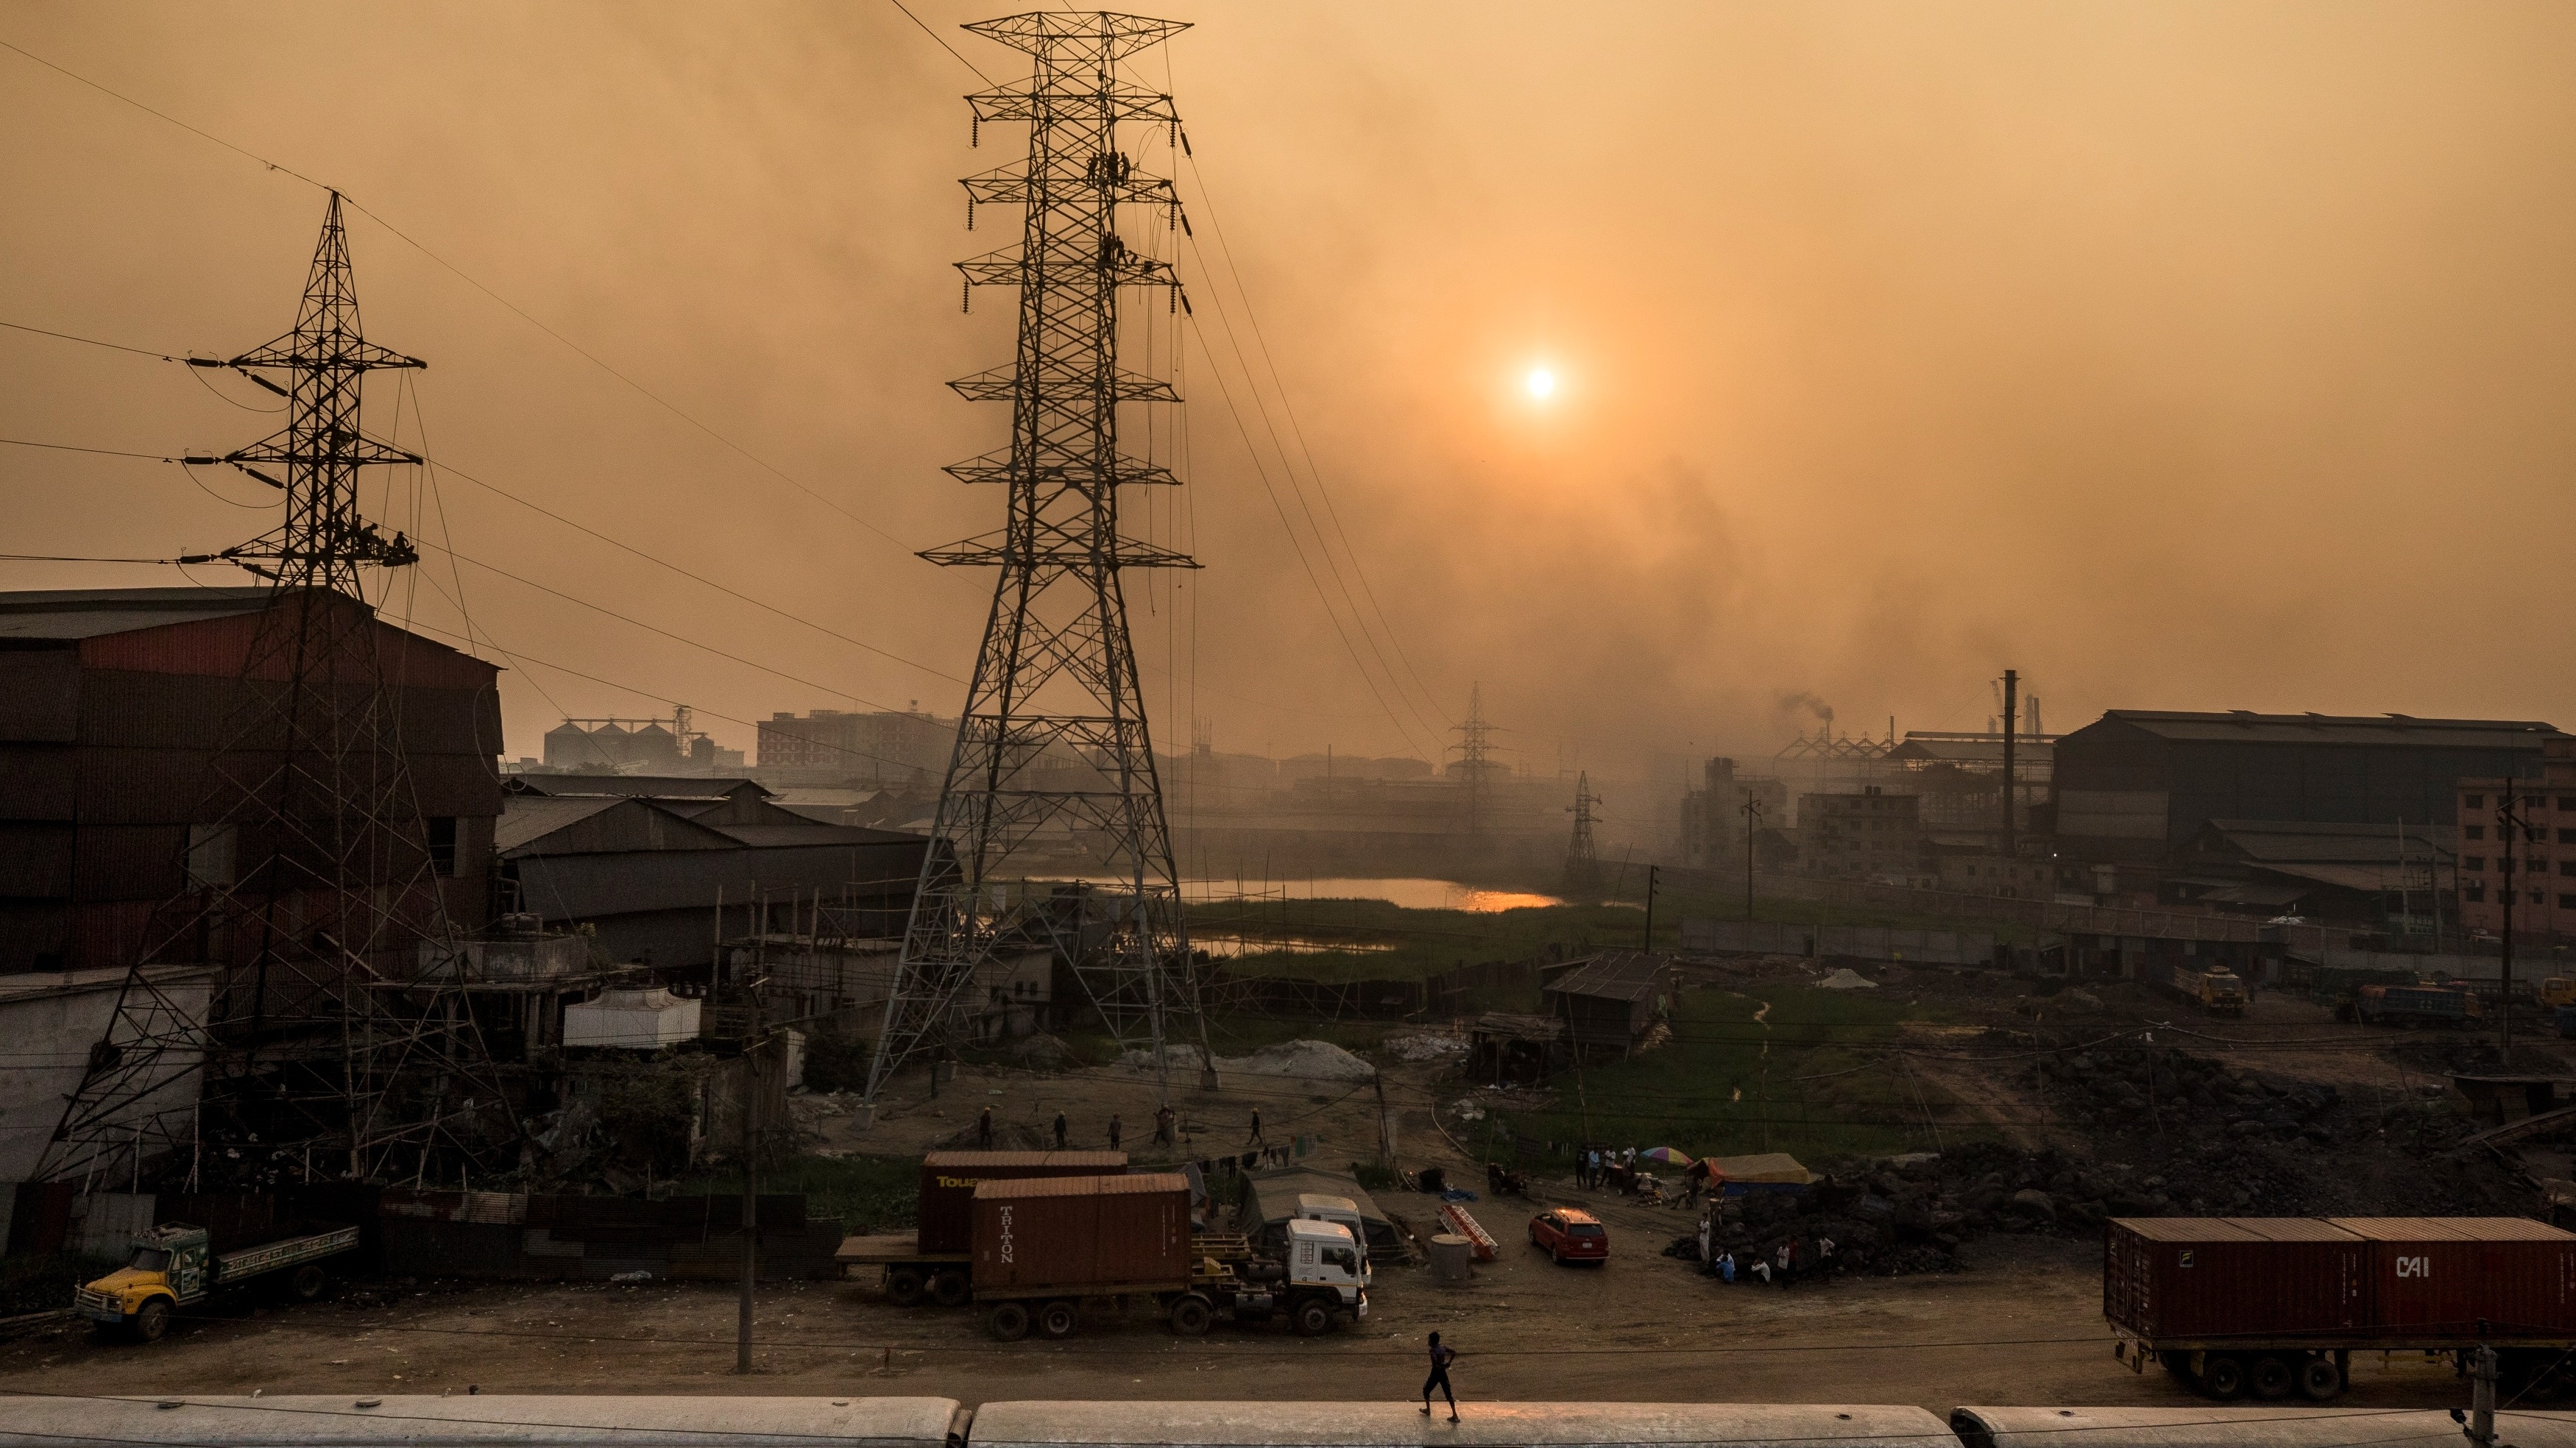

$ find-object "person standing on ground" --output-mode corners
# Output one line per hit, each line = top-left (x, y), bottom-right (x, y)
(1246, 1107), (1264, 1146)
(1716, 1249), (1735, 1284)
(1155, 1104), (1176, 1146)
(1775, 1238), (1796, 1289)
(1697, 1209), (1713, 1271)
(1420, 1331), (1459, 1422)
(1053, 1111), (1069, 1150)
(978, 1106), (994, 1149)
(1108, 1113), (1122, 1151)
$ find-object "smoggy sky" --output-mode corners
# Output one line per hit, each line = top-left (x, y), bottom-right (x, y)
(4, 2), (2574, 786)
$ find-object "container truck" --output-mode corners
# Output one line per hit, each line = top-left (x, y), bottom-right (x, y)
(75, 1221), (359, 1343)
(835, 1149), (1126, 1307)
(971, 1174), (1368, 1341)
(2104, 1215), (2576, 1402)
(2351, 983), (2483, 1029)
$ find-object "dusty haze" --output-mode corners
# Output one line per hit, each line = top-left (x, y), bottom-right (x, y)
(3, 1), (2572, 792)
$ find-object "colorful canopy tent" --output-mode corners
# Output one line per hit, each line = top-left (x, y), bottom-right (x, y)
(1706, 1152), (1814, 1196)
(1638, 1147), (1694, 1165)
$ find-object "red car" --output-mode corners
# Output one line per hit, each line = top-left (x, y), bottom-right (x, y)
(1529, 1207), (1610, 1265)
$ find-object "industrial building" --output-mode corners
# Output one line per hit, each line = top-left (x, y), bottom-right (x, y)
(496, 773), (927, 969)
(2049, 710), (2561, 865)
(756, 706), (955, 784)
(2165, 820), (2452, 929)
(1794, 786), (1926, 883)
(541, 709), (740, 773)
(1676, 756), (1791, 870)
(2455, 734), (2576, 943)
(0, 587), (500, 973)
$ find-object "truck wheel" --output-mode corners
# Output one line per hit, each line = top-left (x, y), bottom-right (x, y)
(1036, 1300), (1079, 1340)
(2250, 1355), (2293, 1400)
(1292, 1297), (1332, 1337)
(2199, 1355), (2247, 1401)
(988, 1302), (1031, 1342)
(885, 1268), (927, 1307)
(132, 1299), (171, 1344)
(290, 1266), (328, 1302)
(930, 1270), (972, 1308)
(1167, 1296), (1213, 1337)
(2297, 1355), (2343, 1402)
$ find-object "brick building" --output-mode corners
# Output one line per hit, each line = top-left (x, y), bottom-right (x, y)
(1795, 786), (1924, 882)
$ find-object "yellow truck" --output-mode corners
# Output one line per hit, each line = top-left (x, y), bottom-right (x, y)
(74, 1221), (358, 1343)
(2163, 965), (2249, 1017)
(2541, 978), (2576, 1009)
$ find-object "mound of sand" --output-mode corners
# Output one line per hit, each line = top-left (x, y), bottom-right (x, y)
(1817, 967), (1879, 990)
(1118, 1038), (1376, 1082)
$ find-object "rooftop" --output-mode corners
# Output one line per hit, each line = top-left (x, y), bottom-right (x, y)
(506, 774), (770, 800)
(0, 586), (275, 642)
(2190, 819), (2456, 866)
(2080, 710), (2561, 749)
(1543, 951), (1671, 1003)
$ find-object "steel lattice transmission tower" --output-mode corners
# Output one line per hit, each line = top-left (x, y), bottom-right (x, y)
(1563, 772), (1604, 898)
(41, 192), (507, 1189)
(868, 11), (1211, 1103)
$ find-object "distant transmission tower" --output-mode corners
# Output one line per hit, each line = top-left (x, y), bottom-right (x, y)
(42, 192), (506, 1189)
(1563, 771), (1603, 898)
(868, 11), (1209, 1104)
(1451, 682), (1496, 836)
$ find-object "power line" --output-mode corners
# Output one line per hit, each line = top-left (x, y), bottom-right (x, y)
(0, 436), (190, 462)
(885, 0), (996, 86)
(0, 317), (182, 359)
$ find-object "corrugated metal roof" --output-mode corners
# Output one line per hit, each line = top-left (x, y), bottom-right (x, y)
(973, 1171), (1186, 1201)
(2197, 820), (2455, 866)
(493, 796), (629, 853)
(506, 774), (769, 799)
(704, 823), (925, 848)
(0, 587), (271, 642)
(2090, 710), (2561, 748)
(1885, 737), (2059, 766)
(2221, 1218), (2364, 1242)
(2328, 1216), (2575, 1242)
(1544, 952), (1669, 1002)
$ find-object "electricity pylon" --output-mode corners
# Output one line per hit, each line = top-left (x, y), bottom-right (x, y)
(1563, 773), (1604, 898)
(42, 192), (507, 1190)
(868, 12), (1211, 1104)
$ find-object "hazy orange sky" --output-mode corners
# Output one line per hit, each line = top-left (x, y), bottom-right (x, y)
(4, 2), (2573, 791)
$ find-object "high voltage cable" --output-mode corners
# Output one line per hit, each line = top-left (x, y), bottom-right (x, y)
(0, 317), (183, 359)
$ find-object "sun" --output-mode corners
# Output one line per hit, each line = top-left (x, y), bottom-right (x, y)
(1525, 367), (1557, 400)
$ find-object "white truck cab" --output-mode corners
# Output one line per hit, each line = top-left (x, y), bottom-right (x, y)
(1293, 1193), (1371, 1280)
(1285, 1218), (1371, 1302)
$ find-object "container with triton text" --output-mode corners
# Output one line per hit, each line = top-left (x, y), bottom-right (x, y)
(970, 1173), (1192, 1299)
(835, 1150), (1128, 1310)
(2105, 1215), (2576, 1403)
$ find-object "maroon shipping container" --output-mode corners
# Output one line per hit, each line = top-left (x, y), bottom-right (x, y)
(2106, 1218), (2366, 1343)
(969, 1173), (1189, 1299)
(916, 1151), (1126, 1254)
(2326, 1217), (2576, 1338)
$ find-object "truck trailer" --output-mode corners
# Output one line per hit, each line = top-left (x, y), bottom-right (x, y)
(2105, 1215), (2576, 1401)
(75, 1221), (359, 1343)
(2351, 984), (2483, 1029)
(835, 1149), (1126, 1307)
(972, 1174), (1368, 1341)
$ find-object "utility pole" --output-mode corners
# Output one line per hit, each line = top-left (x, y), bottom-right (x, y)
(1741, 793), (1765, 922)
(1643, 865), (1659, 951)
(1563, 772), (1603, 898)
(868, 11), (1211, 1110)
(737, 977), (765, 1376)
(2000, 669), (2018, 859)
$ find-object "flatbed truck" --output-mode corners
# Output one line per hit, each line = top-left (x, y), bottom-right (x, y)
(76, 1221), (359, 1343)
(836, 1149), (1125, 1307)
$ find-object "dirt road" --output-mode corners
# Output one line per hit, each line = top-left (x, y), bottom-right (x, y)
(0, 1218), (2480, 1415)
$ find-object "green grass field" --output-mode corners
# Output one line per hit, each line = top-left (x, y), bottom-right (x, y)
(1471, 984), (1964, 1169)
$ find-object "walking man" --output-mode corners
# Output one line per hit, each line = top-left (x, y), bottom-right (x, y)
(1420, 1331), (1459, 1422)
(1108, 1113), (1122, 1151)
(1246, 1107), (1264, 1146)
(1053, 1111), (1069, 1150)
(977, 1106), (994, 1149)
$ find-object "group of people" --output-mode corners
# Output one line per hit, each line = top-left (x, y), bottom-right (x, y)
(1696, 1207), (1836, 1289)
(968, 1101), (1215, 1152)
(1572, 1144), (1716, 1206)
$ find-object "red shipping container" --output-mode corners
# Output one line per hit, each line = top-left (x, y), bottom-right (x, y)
(2327, 1218), (2576, 1338)
(916, 1151), (1126, 1254)
(970, 1173), (1189, 1299)
(2106, 1218), (2366, 1343)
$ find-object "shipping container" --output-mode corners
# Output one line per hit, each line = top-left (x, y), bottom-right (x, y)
(2109, 1216), (2576, 1402)
(2106, 1218), (2365, 1342)
(969, 1173), (1189, 1299)
(919, 1150), (1125, 1254)
(2326, 1216), (2576, 1337)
